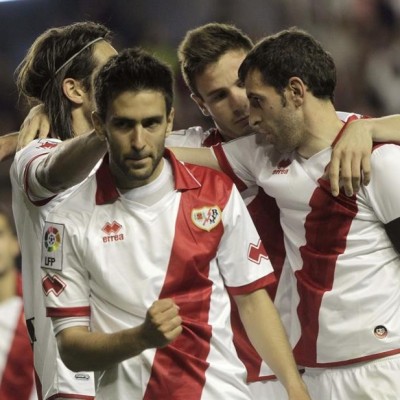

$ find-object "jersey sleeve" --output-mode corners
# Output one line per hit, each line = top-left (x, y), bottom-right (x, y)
(216, 184), (276, 296)
(40, 213), (91, 322)
(335, 111), (363, 121)
(166, 126), (206, 148)
(12, 138), (61, 203)
(364, 144), (400, 224)
(212, 134), (277, 195)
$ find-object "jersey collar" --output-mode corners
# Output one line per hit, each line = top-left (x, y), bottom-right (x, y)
(95, 149), (201, 205)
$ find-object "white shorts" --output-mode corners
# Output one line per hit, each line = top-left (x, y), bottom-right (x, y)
(248, 379), (287, 399)
(303, 354), (400, 400)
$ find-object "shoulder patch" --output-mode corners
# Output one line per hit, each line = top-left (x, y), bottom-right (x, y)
(41, 222), (64, 270)
(191, 206), (222, 232)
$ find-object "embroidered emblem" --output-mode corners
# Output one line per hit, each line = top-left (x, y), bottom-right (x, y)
(38, 141), (58, 149)
(248, 239), (269, 264)
(41, 223), (64, 270)
(42, 274), (66, 296)
(273, 158), (291, 175)
(102, 221), (124, 243)
(191, 206), (222, 232)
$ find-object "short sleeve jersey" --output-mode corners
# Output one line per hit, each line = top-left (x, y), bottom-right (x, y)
(167, 127), (286, 381)
(41, 151), (275, 400)
(214, 114), (400, 367)
(10, 139), (95, 399)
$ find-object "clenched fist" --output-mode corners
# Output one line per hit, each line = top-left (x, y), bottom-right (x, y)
(141, 298), (183, 348)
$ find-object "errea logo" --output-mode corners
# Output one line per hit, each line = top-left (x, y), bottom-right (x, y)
(38, 141), (58, 150)
(102, 221), (124, 243)
(248, 239), (269, 264)
(273, 158), (291, 175)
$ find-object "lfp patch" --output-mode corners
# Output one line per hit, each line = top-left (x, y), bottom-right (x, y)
(191, 206), (221, 232)
(41, 223), (64, 270)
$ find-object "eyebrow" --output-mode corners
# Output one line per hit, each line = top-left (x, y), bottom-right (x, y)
(111, 115), (164, 123)
(204, 87), (226, 98)
(205, 78), (242, 98)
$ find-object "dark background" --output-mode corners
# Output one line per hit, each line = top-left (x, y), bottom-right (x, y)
(1, 0), (399, 211)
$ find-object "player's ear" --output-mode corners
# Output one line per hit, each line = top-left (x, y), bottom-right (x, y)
(190, 93), (210, 117)
(288, 77), (305, 107)
(62, 78), (86, 105)
(92, 111), (107, 142)
(165, 107), (175, 137)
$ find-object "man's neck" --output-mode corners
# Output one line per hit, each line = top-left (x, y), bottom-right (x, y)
(0, 266), (17, 303)
(297, 103), (344, 159)
(71, 108), (93, 137)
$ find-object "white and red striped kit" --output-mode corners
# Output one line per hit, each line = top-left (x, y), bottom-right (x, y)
(167, 128), (285, 383)
(10, 139), (96, 399)
(41, 151), (274, 400)
(213, 116), (400, 369)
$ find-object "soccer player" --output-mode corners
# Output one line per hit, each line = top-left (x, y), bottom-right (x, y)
(167, 23), (288, 398)
(195, 27), (400, 398)
(168, 22), (400, 398)
(0, 205), (37, 400)
(40, 47), (311, 400)
(10, 22), (117, 399)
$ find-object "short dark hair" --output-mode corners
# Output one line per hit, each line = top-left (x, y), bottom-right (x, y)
(16, 21), (112, 140)
(94, 48), (174, 121)
(239, 27), (336, 102)
(178, 23), (253, 97)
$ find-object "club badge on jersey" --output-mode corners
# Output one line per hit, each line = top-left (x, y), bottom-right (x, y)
(191, 206), (222, 232)
(41, 222), (64, 270)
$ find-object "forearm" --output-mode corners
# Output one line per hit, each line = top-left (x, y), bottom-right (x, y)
(168, 146), (221, 171)
(366, 115), (400, 143)
(0, 132), (18, 162)
(56, 298), (182, 372)
(37, 131), (106, 192)
(56, 325), (150, 372)
(235, 289), (308, 398)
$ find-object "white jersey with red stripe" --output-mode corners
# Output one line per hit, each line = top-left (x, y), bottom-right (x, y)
(0, 296), (37, 400)
(166, 126), (212, 147)
(214, 114), (400, 368)
(167, 126), (285, 383)
(10, 138), (95, 399)
(40, 151), (275, 400)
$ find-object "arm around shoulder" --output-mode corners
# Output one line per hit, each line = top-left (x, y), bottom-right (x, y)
(36, 130), (106, 193)
(0, 132), (19, 162)
(168, 146), (221, 171)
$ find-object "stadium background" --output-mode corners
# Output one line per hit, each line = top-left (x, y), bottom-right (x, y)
(1, 0), (399, 211)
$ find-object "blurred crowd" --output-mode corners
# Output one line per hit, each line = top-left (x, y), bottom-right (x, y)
(0, 0), (399, 209)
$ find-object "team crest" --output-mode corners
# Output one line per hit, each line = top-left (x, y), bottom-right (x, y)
(191, 206), (222, 232)
(41, 222), (64, 270)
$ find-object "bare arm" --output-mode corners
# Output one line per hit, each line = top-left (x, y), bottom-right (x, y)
(17, 104), (51, 150)
(0, 132), (19, 162)
(0, 105), (51, 162)
(35, 131), (106, 193)
(55, 298), (182, 371)
(168, 146), (221, 171)
(235, 289), (310, 400)
(328, 115), (400, 197)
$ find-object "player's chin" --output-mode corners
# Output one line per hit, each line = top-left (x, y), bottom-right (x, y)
(126, 166), (154, 182)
